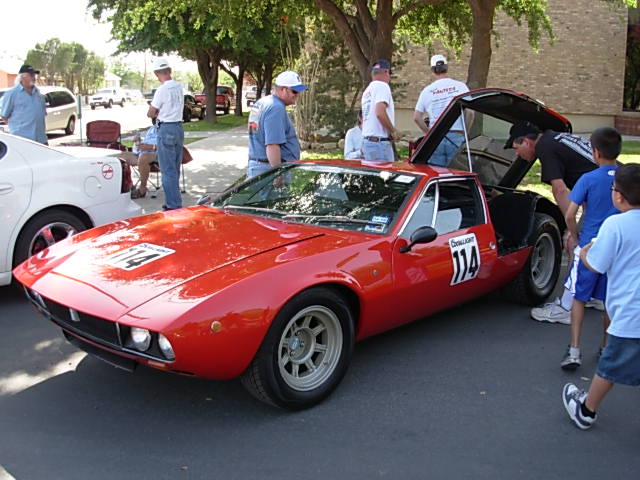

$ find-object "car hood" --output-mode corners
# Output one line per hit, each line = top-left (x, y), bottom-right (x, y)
(410, 88), (572, 189)
(15, 206), (352, 318)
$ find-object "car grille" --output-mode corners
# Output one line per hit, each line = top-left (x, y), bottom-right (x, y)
(41, 297), (125, 347)
(23, 288), (170, 363)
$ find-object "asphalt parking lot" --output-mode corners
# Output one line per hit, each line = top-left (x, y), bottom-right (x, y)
(1, 280), (639, 479)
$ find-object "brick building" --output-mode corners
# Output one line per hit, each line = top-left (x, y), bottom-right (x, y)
(396, 0), (629, 134)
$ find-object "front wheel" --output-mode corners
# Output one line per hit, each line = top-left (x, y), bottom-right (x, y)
(502, 213), (561, 305)
(107, 99), (113, 108)
(241, 287), (355, 410)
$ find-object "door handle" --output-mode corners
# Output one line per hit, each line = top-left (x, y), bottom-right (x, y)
(0, 184), (14, 195)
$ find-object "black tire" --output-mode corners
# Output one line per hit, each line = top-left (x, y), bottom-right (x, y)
(199, 108), (205, 120)
(13, 209), (89, 268)
(90, 105), (96, 110)
(241, 287), (355, 410)
(120, 99), (125, 107)
(107, 99), (113, 108)
(183, 108), (191, 123)
(502, 213), (562, 305)
(223, 103), (230, 115)
(65, 116), (76, 135)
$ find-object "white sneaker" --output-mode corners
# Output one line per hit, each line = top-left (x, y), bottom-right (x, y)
(585, 298), (605, 311)
(531, 302), (571, 324)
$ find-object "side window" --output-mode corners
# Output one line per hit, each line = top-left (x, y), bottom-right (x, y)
(44, 93), (54, 107)
(59, 91), (74, 106)
(434, 179), (485, 235)
(403, 183), (436, 237)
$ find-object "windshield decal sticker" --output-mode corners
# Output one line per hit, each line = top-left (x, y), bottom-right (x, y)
(449, 233), (480, 285)
(393, 175), (416, 184)
(371, 215), (390, 224)
(105, 243), (175, 271)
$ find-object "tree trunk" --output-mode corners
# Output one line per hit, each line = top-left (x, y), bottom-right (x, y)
(196, 48), (223, 123)
(466, 0), (498, 90)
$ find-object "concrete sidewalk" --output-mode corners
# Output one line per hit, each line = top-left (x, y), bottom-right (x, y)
(133, 126), (248, 214)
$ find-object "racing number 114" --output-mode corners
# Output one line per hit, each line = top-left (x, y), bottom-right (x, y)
(449, 233), (480, 285)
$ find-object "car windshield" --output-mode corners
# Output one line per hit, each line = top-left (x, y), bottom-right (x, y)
(212, 163), (419, 234)
(216, 87), (228, 94)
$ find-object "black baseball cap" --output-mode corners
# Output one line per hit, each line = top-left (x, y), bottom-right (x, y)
(372, 59), (392, 73)
(504, 121), (541, 149)
(18, 65), (40, 75)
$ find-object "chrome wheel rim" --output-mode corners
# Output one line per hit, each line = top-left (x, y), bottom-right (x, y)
(530, 232), (555, 289)
(278, 305), (343, 391)
(28, 222), (78, 256)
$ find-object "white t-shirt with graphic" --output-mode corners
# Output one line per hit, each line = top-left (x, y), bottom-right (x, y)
(361, 80), (394, 138)
(415, 77), (469, 130)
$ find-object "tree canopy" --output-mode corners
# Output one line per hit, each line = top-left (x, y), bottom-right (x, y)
(25, 38), (104, 94)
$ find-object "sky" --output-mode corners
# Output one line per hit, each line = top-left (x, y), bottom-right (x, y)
(0, 0), (195, 73)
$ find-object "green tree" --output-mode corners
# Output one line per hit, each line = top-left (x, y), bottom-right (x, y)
(89, 0), (301, 121)
(25, 39), (104, 94)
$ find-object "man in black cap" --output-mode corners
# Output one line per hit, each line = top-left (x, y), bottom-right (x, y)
(0, 65), (47, 144)
(505, 121), (598, 324)
(360, 59), (396, 162)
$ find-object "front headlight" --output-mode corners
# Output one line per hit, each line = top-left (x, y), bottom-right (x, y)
(157, 334), (175, 361)
(130, 327), (151, 351)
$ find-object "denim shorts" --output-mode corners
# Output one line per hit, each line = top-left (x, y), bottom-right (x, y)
(597, 334), (640, 386)
(574, 260), (607, 302)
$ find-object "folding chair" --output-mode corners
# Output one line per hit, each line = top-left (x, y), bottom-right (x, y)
(86, 120), (127, 151)
(148, 146), (193, 198)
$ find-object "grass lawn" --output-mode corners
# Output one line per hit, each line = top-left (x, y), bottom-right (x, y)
(182, 112), (248, 132)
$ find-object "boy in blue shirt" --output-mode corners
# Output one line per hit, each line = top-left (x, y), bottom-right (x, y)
(560, 127), (621, 370)
(563, 163), (640, 429)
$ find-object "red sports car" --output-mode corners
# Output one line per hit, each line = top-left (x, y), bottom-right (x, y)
(14, 89), (569, 409)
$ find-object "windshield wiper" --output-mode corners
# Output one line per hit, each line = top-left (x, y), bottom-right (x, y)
(282, 214), (385, 226)
(222, 205), (286, 216)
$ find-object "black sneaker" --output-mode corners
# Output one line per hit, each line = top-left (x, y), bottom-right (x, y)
(562, 383), (596, 430)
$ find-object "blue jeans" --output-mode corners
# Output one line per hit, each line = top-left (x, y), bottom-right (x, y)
(247, 159), (273, 178)
(362, 139), (394, 162)
(157, 122), (184, 209)
(429, 132), (464, 167)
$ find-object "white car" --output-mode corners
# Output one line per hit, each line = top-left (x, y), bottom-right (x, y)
(89, 88), (127, 109)
(0, 132), (142, 286)
(1, 86), (77, 135)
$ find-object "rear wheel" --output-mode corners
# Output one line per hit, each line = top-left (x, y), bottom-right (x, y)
(64, 116), (76, 135)
(502, 213), (561, 305)
(241, 287), (354, 410)
(13, 209), (89, 268)
(223, 102), (230, 115)
(120, 98), (125, 107)
(90, 105), (96, 110)
(107, 99), (113, 108)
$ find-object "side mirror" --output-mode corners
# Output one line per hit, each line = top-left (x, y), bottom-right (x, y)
(399, 226), (438, 253)
(197, 195), (211, 206)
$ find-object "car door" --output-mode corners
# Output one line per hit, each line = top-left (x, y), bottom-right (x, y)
(390, 176), (498, 323)
(0, 138), (32, 278)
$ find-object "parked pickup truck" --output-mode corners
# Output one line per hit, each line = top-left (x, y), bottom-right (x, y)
(195, 86), (235, 115)
(89, 88), (127, 109)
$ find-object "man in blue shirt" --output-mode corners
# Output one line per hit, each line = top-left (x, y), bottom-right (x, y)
(247, 71), (307, 178)
(1, 65), (47, 144)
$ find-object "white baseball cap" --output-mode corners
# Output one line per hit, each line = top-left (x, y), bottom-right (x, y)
(275, 71), (308, 92)
(430, 54), (447, 67)
(152, 58), (170, 71)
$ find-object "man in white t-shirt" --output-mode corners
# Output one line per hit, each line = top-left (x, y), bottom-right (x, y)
(361, 59), (396, 162)
(414, 54), (469, 167)
(147, 58), (185, 210)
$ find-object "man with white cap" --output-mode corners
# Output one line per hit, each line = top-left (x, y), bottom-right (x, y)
(414, 54), (469, 166)
(147, 58), (185, 210)
(247, 70), (308, 178)
(1, 65), (47, 144)
(360, 59), (396, 162)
